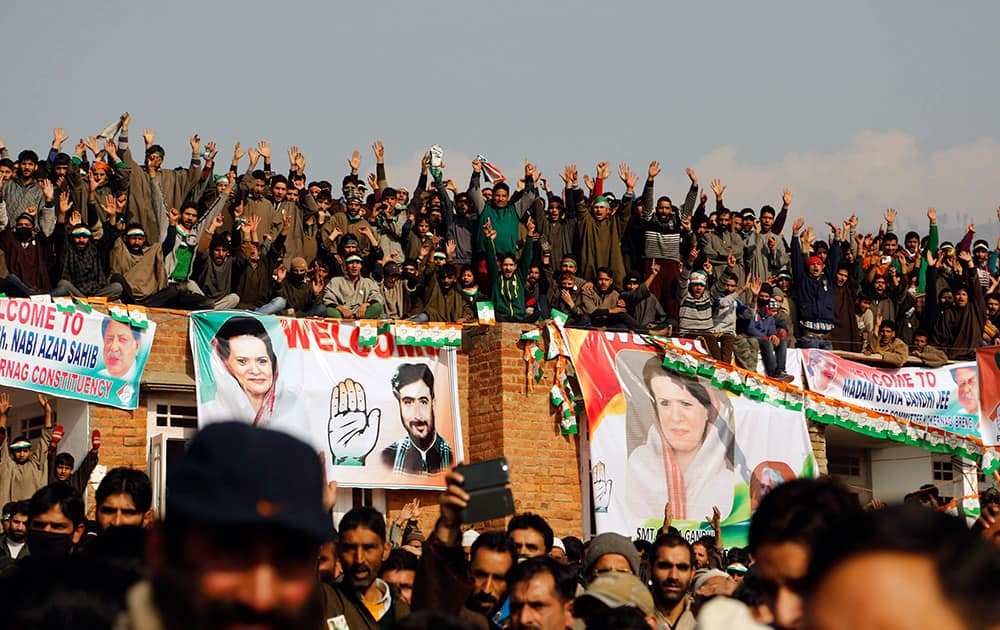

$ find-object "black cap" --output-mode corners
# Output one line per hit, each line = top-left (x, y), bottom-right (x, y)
(167, 422), (332, 542)
(383, 262), (401, 276)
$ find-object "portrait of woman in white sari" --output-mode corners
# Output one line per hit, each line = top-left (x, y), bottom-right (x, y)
(623, 353), (744, 522)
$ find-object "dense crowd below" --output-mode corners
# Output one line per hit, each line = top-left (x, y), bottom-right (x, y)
(0, 421), (997, 629)
(2, 116), (997, 383)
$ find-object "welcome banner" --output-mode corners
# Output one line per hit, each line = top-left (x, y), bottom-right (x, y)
(565, 330), (815, 547)
(190, 312), (463, 490)
(801, 350), (981, 441)
(0, 298), (154, 409)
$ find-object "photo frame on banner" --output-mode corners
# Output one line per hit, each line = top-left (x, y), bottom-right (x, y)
(564, 329), (815, 547)
(0, 297), (155, 409)
(190, 312), (464, 490)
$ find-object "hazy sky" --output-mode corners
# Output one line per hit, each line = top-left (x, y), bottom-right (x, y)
(3, 1), (998, 234)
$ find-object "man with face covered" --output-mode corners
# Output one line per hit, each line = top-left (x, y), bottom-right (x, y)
(380, 364), (452, 475)
(0, 393), (53, 509)
(0, 211), (55, 296)
(118, 115), (203, 239)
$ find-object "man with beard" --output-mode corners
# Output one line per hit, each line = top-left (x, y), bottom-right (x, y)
(0, 500), (29, 565)
(52, 198), (124, 299)
(111, 422), (333, 629)
(0, 393), (53, 508)
(118, 116), (203, 239)
(413, 469), (518, 629)
(647, 533), (696, 630)
(637, 162), (698, 325)
(574, 164), (633, 287)
(324, 506), (411, 629)
(381, 363), (453, 474)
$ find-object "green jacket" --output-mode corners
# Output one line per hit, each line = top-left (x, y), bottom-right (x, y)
(486, 236), (534, 322)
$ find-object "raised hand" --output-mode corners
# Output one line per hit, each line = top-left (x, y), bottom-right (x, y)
(372, 140), (385, 162)
(727, 253), (737, 269)
(650, 260), (661, 275)
(142, 128), (156, 147)
(707, 506), (721, 532)
(232, 141), (246, 164)
(40, 179), (55, 202)
(348, 150), (361, 173)
(782, 188), (793, 207)
(167, 207), (180, 226)
(525, 215), (537, 238)
(928, 207), (937, 223)
(190, 134), (201, 154)
(699, 189), (708, 206)
(52, 127), (69, 150)
(69, 210), (82, 226)
(257, 140), (271, 160)
(583, 174), (594, 192)
(596, 161), (610, 180)
(210, 214), (225, 231)
(37, 394), (51, 414)
(0, 392), (10, 415)
(792, 217), (805, 235)
(274, 265), (287, 283)
(82, 136), (101, 156)
(327, 378), (381, 465)
(204, 141), (218, 162)
(104, 139), (119, 161)
(686, 167), (697, 187)
(287, 146), (299, 168)
(711, 178), (726, 200)
(648, 160), (661, 179)
(367, 172), (377, 191)
(748, 276), (763, 295)
(958, 249), (973, 264)
(58, 191), (73, 216)
(247, 147), (260, 167)
(884, 207), (897, 224)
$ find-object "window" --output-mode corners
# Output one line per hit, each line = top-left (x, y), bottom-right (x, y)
(153, 403), (198, 429)
(829, 454), (861, 477)
(932, 457), (954, 482)
(19, 415), (48, 441)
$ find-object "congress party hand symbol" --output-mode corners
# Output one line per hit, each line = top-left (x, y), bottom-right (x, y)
(592, 461), (613, 513)
(328, 379), (381, 466)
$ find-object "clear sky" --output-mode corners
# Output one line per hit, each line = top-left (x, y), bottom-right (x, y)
(3, 0), (998, 235)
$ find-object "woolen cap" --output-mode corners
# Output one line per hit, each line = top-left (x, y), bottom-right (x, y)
(583, 532), (641, 577)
